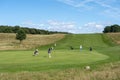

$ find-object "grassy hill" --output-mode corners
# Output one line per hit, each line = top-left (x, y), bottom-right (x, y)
(0, 33), (118, 71)
(40, 33), (114, 50)
(0, 33), (65, 50)
(0, 33), (118, 50)
(0, 33), (120, 80)
(106, 33), (120, 44)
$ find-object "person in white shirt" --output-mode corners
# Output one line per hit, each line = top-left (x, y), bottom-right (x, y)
(80, 45), (82, 51)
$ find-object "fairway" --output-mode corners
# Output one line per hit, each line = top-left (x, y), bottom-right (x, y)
(0, 50), (108, 72)
(0, 33), (120, 80)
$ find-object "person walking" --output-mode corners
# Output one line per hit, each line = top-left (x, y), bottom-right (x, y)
(80, 45), (82, 51)
(89, 47), (92, 51)
(48, 48), (52, 58)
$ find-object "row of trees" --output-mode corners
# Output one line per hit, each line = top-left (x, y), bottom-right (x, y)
(103, 24), (120, 33)
(0, 25), (68, 34)
(0, 25), (69, 44)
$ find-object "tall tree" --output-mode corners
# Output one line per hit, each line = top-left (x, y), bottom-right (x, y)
(103, 26), (111, 33)
(16, 29), (26, 43)
(111, 24), (120, 32)
(13, 25), (20, 33)
(103, 24), (120, 33)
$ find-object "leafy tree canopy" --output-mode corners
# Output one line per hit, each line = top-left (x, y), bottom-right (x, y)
(16, 29), (26, 43)
(0, 25), (69, 34)
(103, 24), (120, 33)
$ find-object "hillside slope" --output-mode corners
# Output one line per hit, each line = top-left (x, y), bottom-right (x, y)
(42, 34), (113, 50)
(0, 33), (118, 50)
(106, 33), (120, 44)
(0, 33), (65, 50)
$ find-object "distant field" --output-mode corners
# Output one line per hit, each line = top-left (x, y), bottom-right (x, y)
(0, 33), (65, 50)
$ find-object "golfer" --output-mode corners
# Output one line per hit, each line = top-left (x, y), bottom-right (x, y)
(80, 45), (82, 51)
(48, 48), (52, 58)
(33, 49), (39, 56)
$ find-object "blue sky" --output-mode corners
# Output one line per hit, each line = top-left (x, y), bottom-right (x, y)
(0, 0), (120, 33)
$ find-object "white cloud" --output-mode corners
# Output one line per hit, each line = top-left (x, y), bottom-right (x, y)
(47, 20), (105, 33)
(81, 22), (106, 33)
(84, 22), (104, 29)
(57, 0), (94, 10)
(57, 0), (120, 18)
(21, 20), (109, 33)
(47, 20), (77, 33)
(94, 0), (120, 17)
(21, 20), (79, 33)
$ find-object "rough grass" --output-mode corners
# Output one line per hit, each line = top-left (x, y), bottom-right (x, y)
(106, 33), (120, 44)
(0, 33), (65, 50)
(0, 62), (119, 80)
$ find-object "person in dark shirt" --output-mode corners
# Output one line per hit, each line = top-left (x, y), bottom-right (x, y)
(70, 46), (74, 50)
(48, 48), (52, 58)
(33, 49), (39, 56)
(89, 47), (92, 51)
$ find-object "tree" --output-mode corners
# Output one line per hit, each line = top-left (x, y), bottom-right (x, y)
(4, 27), (13, 33)
(111, 24), (120, 32)
(103, 26), (111, 33)
(103, 24), (120, 33)
(29, 28), (36, 34)
(13, 25), (20, 33)
(0, 25), (68, 34)
(16, 29), (26, 43)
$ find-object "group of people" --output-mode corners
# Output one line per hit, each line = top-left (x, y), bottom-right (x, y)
(80, 45), (92, 51)
(70, 45), (92, 51)
(33, 44), (92, 58)
(33, 43), (56, 58)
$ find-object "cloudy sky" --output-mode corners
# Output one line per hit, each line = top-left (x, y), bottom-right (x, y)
(0, 0), (120, 33)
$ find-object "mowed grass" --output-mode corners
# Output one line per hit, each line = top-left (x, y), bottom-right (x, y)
(41, 34), (110, 50)
(0, 33), (120, 80)
(0, 50), (108, 72)
(0, 33), (117, 72)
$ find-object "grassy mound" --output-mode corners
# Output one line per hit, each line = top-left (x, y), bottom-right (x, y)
(40, 34), (112, 50)
(0, 50), (108, 72)
(0, 33), (65, 50)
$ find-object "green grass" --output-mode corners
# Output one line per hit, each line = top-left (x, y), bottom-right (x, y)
(0, 33), (120, 80)
(0, 33), (119, 72)
(40, 34), (110, 50)
(0, 50), (108, 72)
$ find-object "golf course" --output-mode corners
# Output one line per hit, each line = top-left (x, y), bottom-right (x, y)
(1, 0), (120, 79)
(0, 33), (120, 80)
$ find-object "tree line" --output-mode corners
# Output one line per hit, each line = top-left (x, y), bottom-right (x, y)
(0, 25), (69, 34)
(103, 24), (120, 33)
